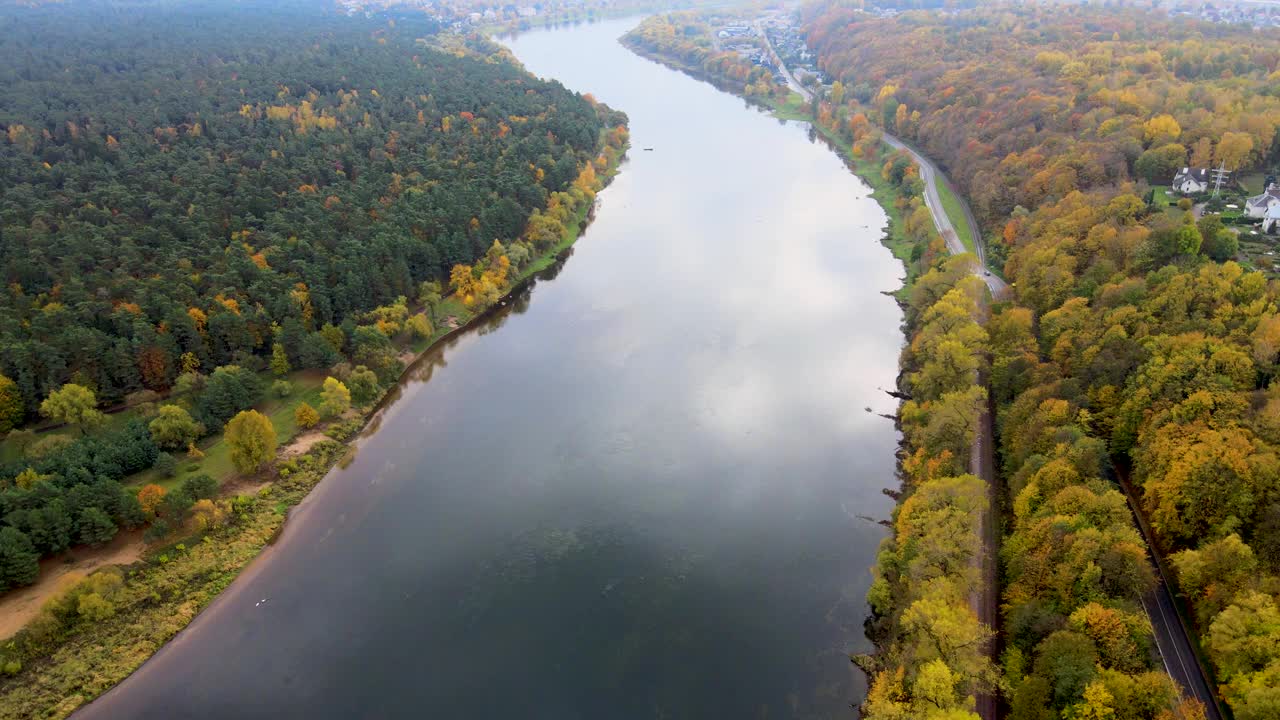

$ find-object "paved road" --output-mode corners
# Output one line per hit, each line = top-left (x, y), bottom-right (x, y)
(758, 26), (1006, 297)
(1117, 471), (1226, 720)
(880, 134), (1008, 298)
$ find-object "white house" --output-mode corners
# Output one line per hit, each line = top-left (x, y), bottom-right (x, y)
(1247, 184), (1280, 219)
(1172, 167), (1211, 194)
(1264, 204), (1280, 234)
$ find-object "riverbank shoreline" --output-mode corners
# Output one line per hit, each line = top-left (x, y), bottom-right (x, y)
(0, 124), (627, 719)
(619, 38), (922, 275)
(614, 26), (1002, 718)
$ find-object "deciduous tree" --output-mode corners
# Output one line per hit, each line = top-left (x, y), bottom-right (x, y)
(224, 410), (277, 475)
(40, 384), (105, 435)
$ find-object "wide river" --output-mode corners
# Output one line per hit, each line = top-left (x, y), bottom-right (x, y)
(78, 17), (903, 720)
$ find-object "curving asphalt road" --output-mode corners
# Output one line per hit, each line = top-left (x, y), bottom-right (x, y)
(758, 25), (1006, 297)
(880, 133), (1008, 298)
(1117, 471), (1226, 720)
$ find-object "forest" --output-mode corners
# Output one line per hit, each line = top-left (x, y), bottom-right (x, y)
(0, 0), (626, 588)
(0, 0), (618, 414)
(799, 1), (1280, 719)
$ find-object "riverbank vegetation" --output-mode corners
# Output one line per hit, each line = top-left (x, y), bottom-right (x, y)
(622, 13), (788, 103)
(863, 253), (997, 720)
(0, 2), (626, 714)
(802, 1), (1280, 718)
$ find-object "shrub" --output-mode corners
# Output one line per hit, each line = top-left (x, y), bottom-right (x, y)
(149, 405), (204, 449)
(347, 366), (380, 406)
(181, 473), (219, 501)
(153, 452), (177, 478)
(294, 402), (320, 429)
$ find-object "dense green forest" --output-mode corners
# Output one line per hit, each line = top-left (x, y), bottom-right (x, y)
(0, 1), (615, 413)
(799, 2), (1280, 718)
(0, 0), (624, 589)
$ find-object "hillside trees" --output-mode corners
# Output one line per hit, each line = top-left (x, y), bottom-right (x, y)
(864, 251), (995, 720)
(0, 1), (623, 420)
(622, 13), (786, 103)
(797, 1), (1280, 715)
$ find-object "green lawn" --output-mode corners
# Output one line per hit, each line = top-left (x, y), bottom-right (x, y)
(128, 370), (327, 492)
(1239, 172), (1266, 195)
(1151, 186), (1173, 208)
(936, 180), (976, 254)
(0, 408), (138, 465)
(769, 91), (811, 121)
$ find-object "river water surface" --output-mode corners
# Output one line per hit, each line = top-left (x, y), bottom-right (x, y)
(78, 17), (903, 720)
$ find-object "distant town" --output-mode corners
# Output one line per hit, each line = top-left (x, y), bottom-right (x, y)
(1168, 0), (1280, 28)
(335, 0), (698, 31)
(707, 9), (827, 90)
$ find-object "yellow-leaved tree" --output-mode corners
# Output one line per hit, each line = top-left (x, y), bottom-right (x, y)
(224, 410), (277, 475)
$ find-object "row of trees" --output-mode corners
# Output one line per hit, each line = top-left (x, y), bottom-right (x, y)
(799, 2), (1280, 717)
(0, 1), (624, 418)
(860, 149), (995, 718)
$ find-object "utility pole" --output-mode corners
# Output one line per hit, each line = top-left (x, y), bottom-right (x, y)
(1211, 160), (1229, 197)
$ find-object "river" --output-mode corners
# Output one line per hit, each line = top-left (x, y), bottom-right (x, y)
(76, 17), (903, 720)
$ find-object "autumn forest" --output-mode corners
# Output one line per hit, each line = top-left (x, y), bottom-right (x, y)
(4, 0), (1280, 719)
(799, 2), (1280, 720)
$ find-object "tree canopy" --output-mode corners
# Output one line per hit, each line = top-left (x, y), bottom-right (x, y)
(0, 0), (621, 418)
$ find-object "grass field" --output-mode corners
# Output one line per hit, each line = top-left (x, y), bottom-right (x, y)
(1151, 186), (1174, 208)
(769, 91), (811, 121)
(936, 180), (975, 254)
(1239, 171), (1267, 195)
(127, 371), (327, 492)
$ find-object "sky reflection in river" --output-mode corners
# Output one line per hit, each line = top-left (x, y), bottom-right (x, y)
(77, 16), (904, 720)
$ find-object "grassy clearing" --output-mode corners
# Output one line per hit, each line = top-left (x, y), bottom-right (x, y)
(769, 91), (811, 121)
(127, 372), (327, 492)
(1239, 171), (1266, 195)
(1151, 186), (1173, 208)
(936, 180), (975, 253)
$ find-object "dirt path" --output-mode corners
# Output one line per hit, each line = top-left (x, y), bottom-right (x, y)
(0, 529), (146, 640)
(281, 430), (328, 458)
